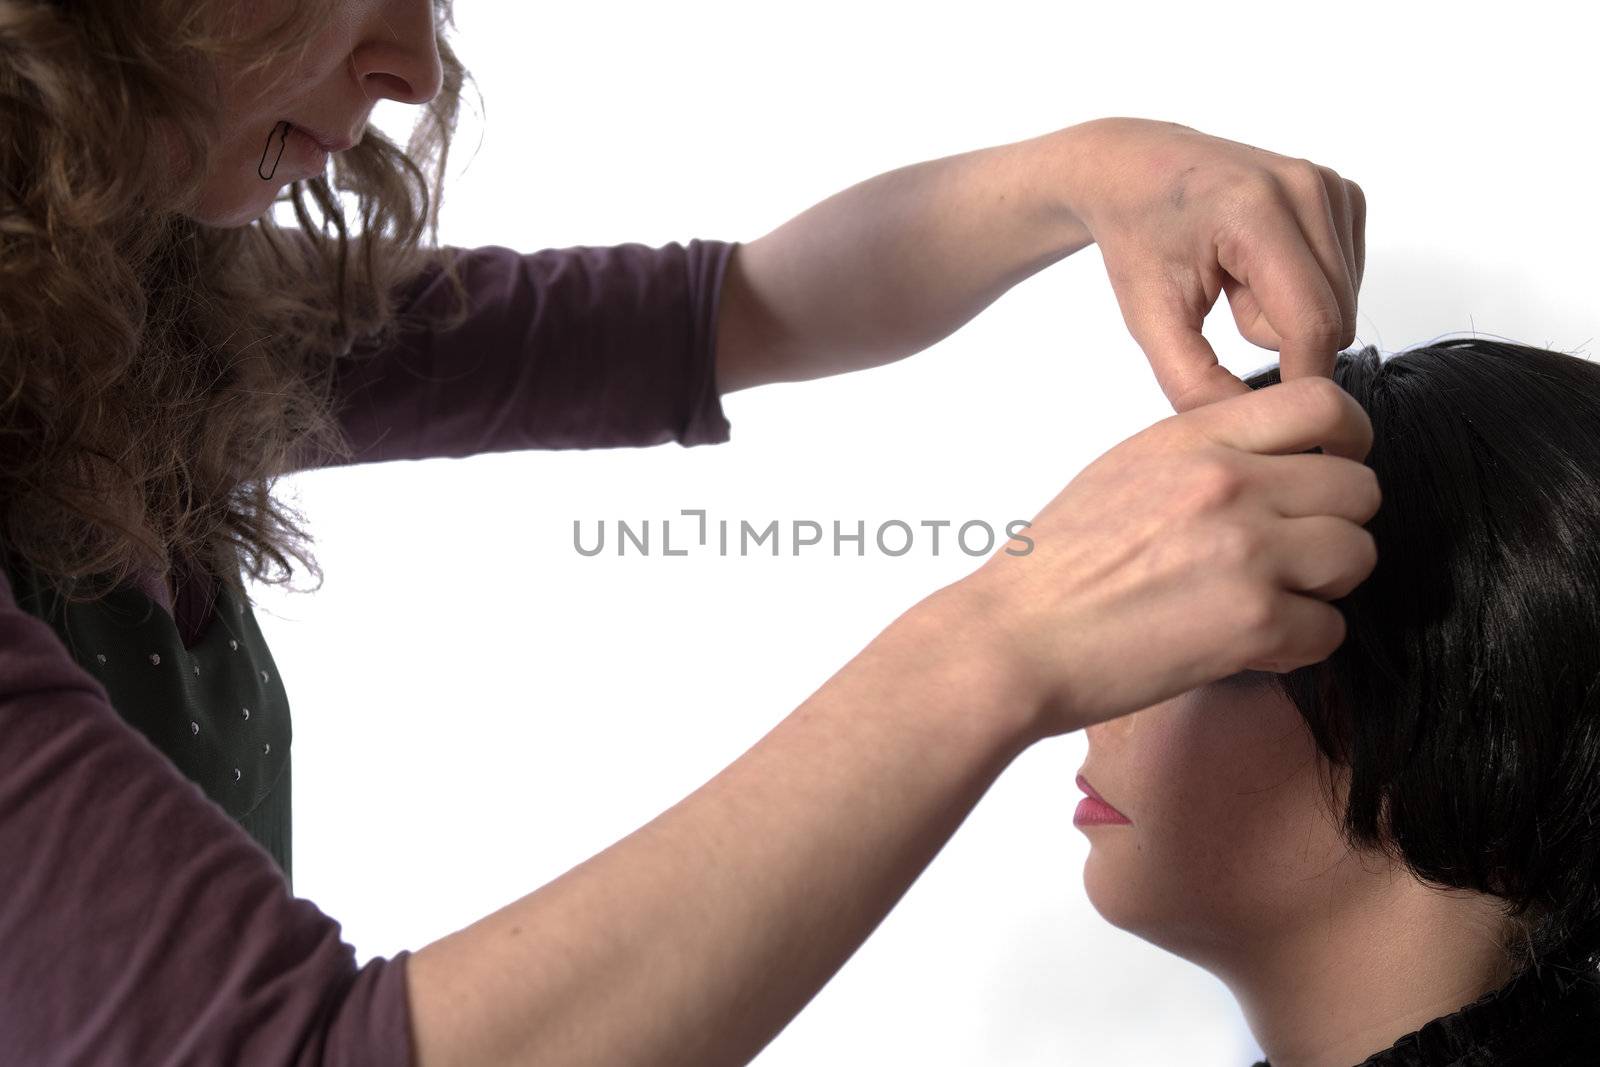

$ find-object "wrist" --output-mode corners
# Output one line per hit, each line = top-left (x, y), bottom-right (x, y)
(886, 580), (1047, 758)
(1018, 120), (1104, 257)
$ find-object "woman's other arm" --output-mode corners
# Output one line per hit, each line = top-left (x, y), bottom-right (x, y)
(714, 116), (1366, 414)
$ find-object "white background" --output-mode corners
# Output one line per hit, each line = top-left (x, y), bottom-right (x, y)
(260, 1), (1600, 1063)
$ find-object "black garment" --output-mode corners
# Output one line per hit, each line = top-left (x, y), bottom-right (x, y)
(1250, 950), (1600, 1066)
(0, 547), (294, 890)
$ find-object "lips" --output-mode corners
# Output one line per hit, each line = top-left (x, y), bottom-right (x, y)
(288, 121), (358, 152)
(1076, 773), (1130, 820)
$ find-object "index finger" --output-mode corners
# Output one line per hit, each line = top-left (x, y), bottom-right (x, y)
(1219, 206), (1346, 386)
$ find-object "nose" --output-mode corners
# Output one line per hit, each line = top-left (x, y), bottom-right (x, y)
(350, 0), (444, 107)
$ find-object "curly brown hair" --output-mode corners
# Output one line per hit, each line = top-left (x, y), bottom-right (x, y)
(0, 0), (476, 611)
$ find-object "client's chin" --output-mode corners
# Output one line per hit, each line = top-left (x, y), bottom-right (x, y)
(1080, 847), (1272, 978)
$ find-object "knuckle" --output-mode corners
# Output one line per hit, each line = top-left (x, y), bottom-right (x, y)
(1298, 308), (1347, 346)
(1189, 456), (1246, 507)
(1212, 521), (1261, 567)
(1231, 170), (1282, 212)
(1275, 158), (1332, 211)
(1287, 157), (1328, 191)
(1346, 178), (1367, 213)
(1238, 587), (1278, 637)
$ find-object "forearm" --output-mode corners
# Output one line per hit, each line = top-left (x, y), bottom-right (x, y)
(406, 584), (1039, 1067)
(714, 123), (1098, 393)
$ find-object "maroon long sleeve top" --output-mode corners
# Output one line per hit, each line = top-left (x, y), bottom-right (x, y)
(0, 237), (739, 1065)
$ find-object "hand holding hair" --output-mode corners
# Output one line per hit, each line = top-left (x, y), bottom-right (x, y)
(713, 116), (1366, 407)
(948, 374), (1380, 740)
(1060, 117), (1367, 414)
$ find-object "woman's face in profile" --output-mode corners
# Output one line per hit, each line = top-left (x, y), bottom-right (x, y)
(1078, 674), (1369, 973)
(161, 0), (442, 228)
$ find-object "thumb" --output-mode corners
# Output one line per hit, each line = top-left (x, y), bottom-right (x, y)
(1138, 325), (1252, 415)
(1108, 255), (1252, 414)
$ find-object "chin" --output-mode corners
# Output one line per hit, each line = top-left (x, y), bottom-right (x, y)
(1081, 843), (1146, 933)
(1081, 842), (1186, 943)
(1081, 849), (1259, 977)
(187, 180), (283, 228)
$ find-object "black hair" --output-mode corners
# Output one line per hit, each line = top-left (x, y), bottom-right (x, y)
(1241, 339), (1600, 978)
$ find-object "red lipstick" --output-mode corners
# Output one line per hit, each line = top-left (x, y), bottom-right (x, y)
(1075, 773), (1132, 826)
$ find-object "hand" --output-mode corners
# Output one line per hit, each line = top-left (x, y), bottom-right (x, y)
(1061, 117), (1367, 414)
(952, 376), (1380, 741)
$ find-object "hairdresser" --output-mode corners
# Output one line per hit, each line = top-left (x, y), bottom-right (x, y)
(0, 1), (1373, 1061)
